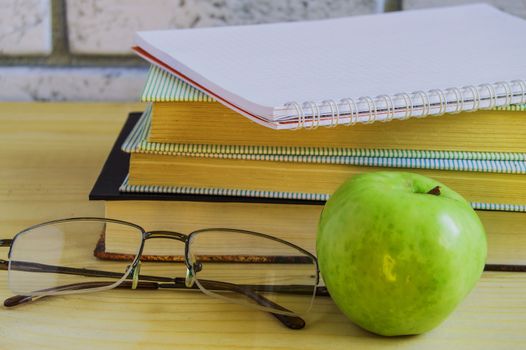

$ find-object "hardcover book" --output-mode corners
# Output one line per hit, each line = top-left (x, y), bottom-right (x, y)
(90, 114), (526, 263)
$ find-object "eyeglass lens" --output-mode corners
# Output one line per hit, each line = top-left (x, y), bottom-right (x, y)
(8, 219), (143, 296)
(188, 229), (317, 315)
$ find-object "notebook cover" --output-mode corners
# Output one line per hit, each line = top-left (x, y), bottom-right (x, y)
(134, 4), (526, 128)
(142, 63), (526, 112)
(89, 112), (325, 205)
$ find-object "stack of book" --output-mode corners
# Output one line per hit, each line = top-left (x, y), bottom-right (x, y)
(91, 4), (526, 264)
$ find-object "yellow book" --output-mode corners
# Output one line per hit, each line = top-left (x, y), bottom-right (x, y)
(103, 199), (526, 266)
(128, 153), (526, 206)
(92, 115), (525, 268)
(149, 103), (526, 153)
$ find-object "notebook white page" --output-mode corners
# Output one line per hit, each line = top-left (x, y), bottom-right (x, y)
(135, 4), (526, 129)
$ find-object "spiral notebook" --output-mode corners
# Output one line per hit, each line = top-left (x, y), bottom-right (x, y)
(133, 4), (526, 129)
(137, 64), (526, 156)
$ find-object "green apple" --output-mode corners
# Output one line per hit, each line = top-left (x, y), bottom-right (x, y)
(316, 171), (487, 336)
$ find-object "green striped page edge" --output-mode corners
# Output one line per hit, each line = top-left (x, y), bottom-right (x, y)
(494, 104), (526, 111)
(119, 176), (526, 213)
(141, 65), (215, 102)
(142, 65), (526, 111)
(123, 106), (526, 160)
(122, 107), (526, 174)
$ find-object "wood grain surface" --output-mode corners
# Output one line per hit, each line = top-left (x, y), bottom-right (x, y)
(0, 103), (525, 350)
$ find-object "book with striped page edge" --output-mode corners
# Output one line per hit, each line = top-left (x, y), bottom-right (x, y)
(108, 114), (526, 213)
(119, 176), (526, 213)
(91, 115), (526, 267)
(140, 64), (526, 155)
(122, 106), (526, 174)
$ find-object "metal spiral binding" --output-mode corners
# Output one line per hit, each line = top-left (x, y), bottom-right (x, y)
(479, 83), (497, 109)
(463, 85), (480, 111)
(413, 90), (430, 117)
(359, 96), (376, 124)
(393, 92), (413, 120)
(377, 95), (395, 122)
(284, 79), (526, 129)
(429, 89), (447, 116)
(496, 81), (513, 106)
(340, 98), (359, 126)
(445, 87), (464, 114)
(513, 80), (526, 102)
(321, 99), (340, 128)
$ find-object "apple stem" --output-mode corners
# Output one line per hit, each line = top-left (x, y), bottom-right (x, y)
(427, 186), (441, 196)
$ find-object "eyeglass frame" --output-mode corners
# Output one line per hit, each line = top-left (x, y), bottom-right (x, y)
(0, 217), (327, 330)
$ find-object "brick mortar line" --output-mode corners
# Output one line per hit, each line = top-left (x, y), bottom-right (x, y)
(0, 0), (146, 67)
(385, 0), (402, 11)
(52, 0), (68, 60)
(0, 57), (147, 67)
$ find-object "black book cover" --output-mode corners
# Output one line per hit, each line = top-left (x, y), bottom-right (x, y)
(89, 112), (325, 206)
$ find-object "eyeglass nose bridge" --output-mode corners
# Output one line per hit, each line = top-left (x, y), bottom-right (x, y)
(144, 230), (188, 242)
(143, 230), (199, 286)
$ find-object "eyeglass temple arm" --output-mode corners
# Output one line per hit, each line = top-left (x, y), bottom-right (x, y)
(3, 276), (305, 329)
(3, 280), (160, 307)
(1, 259), (306, 329)
(3, 278), (306, 330)
(170, 278), (306, 329)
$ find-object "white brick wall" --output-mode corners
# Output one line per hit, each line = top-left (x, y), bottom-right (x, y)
(0, 0), (52, 55)
(66, 0), (379, 55)
(0, 0), (381, 100)
(0, 67), (147, 101)
(1, 0), (524, 101)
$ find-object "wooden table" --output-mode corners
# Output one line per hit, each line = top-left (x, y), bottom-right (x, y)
(0, 103), (525, 349)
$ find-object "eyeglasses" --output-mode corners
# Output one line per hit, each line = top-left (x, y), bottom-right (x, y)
(0, 217), (327, 329)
